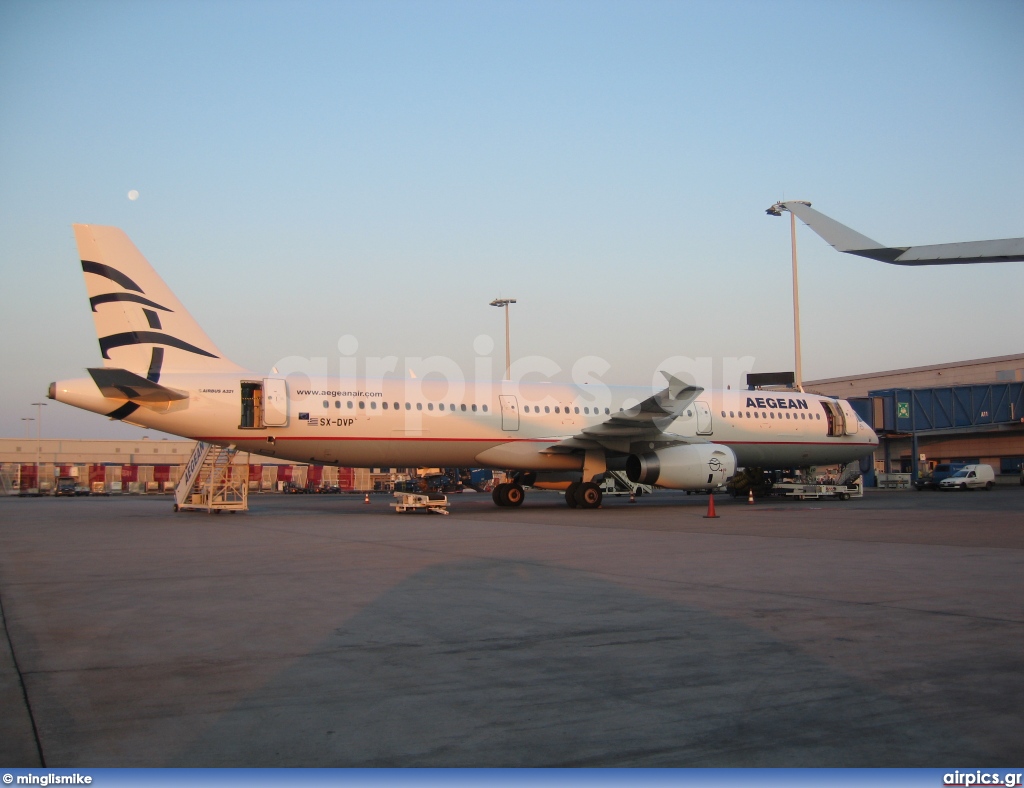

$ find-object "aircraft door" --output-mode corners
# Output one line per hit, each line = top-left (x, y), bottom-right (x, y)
(263, 378), (289, 426)
(838, 400), (860, 435)
(240, 382), (263, 429)
(821, 400), (845, 437)
(499, 395), (519, 431)
(695, 401), (713, 435)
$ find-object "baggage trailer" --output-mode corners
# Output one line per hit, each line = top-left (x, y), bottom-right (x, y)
(771, 482), (863, 501)
(392, 491), (450, 515)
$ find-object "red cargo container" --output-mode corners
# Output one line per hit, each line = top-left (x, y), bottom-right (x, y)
(20, 465), (37, 492)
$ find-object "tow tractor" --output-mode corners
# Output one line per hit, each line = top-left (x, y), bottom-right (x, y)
(392, 491), (450, 515)
(769, 462), (864, 501)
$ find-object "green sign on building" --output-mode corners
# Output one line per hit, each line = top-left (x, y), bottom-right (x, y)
(897, 402), (910, 419)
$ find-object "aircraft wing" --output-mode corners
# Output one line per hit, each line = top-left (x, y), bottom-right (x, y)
(781, 200), (1024, 266)
(542, 372), (703, 455)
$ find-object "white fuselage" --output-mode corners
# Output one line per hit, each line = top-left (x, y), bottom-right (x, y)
(53, 373), (879, 471)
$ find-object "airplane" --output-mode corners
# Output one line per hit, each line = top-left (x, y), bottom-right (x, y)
(49, 224), (879, 509)
(767, 201), (1024, 265)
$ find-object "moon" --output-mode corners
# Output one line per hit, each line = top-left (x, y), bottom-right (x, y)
(128, 190), (139, 201)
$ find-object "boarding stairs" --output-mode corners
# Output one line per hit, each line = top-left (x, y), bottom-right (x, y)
(174, 442), (248, 513)
(602, 470), (653, 497)
(836, 461), (863, 487)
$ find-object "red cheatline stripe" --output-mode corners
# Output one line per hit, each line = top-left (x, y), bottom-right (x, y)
(195, 435), (875, 447)
(196, 436), (554, 443)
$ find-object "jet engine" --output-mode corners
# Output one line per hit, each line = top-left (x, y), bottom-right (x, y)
(625, 443), (737, 490)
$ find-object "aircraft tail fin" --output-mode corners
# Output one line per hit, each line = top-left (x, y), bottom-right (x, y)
(73, 224), (245, 377)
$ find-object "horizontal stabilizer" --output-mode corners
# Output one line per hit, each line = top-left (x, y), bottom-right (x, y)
(87, 367), (188, 403)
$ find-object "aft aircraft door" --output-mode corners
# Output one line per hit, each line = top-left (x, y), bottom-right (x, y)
(240, 382), (263, 429)
(263, 378), (289, 427)
(695, 401), (713, 435)
(499, 395), (519, 431)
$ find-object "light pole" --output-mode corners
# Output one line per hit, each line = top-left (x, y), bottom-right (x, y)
(21, 417), (34, 439)
(489, 298), (517, 381)
(766, 201), (810, 392)
(31, 401), (47, 494)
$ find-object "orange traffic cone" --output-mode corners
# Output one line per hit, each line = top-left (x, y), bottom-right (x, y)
(364, 493), (371, 504)
(704, 492), (719, 519)
(747, 488), (755, 505)
(629, 491), (636, 503)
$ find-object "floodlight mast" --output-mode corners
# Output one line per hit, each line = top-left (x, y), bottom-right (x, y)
(766, 201), (810, 393)
(489, 298), (517, 381)
(31, 400), (47, 494)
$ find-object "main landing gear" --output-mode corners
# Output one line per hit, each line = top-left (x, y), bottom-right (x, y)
(564, 481), (602, 509)
(491, 480), (604, 509)
(492, 482), (525, 507)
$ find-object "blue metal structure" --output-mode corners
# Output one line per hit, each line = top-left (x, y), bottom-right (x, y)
(863, 382), (1024, 484)
(869, 383), (1024, 434)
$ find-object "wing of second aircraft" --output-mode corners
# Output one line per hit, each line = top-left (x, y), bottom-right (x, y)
(781, 201), (1024, 265)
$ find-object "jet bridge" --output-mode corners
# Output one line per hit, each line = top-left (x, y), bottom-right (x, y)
(861, 382), (1024, 484)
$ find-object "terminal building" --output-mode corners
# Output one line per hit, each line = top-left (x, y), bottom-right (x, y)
(805, 353), (1024, 483)
(0, 437), (393, 496)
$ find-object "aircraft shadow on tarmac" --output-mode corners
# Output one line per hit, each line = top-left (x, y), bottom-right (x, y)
(168, 559), (989, 767)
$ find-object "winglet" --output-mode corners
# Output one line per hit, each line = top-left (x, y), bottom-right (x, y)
(780, 202), (907, 263)
(661, 371), (703, 401)
(782, 201), (890, 253)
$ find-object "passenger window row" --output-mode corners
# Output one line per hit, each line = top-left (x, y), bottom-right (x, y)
(319, 400), (612, 416)
(721, 410), (821, 421)
(521, 405), (611, 415)
(323, 400), (489, 413)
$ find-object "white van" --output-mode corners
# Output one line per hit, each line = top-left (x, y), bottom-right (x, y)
(939, 464), (995, 491)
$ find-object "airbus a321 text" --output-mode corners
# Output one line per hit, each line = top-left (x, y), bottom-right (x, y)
(50, 225), (878, 508)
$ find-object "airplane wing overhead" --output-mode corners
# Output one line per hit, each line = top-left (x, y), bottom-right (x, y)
(544, 372), (702, 454)
(781, 200), (1024, 266)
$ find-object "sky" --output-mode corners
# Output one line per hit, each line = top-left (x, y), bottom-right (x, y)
(1, 0), (1022, 439)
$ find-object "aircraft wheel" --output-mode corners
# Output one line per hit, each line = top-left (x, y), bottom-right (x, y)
(492, 483), (508, 506)
(565, 482), (580, 508)
(634, 488), (643, 498)
(505, 485), (525, 507)
(575, 482), (602, 509)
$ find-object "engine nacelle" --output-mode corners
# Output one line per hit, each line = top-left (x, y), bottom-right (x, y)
(626, 443), (737, 490)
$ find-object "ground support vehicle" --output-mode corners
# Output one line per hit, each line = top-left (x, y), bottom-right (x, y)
(55, 477), (78, 497)
(771, 481), (863, 501)
(392, 492), (450, 515)
(939, 464), (995, 491)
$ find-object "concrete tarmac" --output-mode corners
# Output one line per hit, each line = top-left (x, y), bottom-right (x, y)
(1, 488), (1022, 767)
